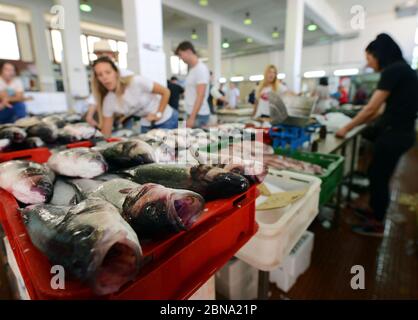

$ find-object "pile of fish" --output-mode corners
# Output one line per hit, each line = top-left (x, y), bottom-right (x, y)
(0, 113), (101, 152)
(0, 135), (262, 295)
(263, 154), (324, 175)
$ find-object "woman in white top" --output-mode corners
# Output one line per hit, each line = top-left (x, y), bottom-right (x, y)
(253, 65), (289, 119)
(91, 56), (177, 137)
(0, 62), (27, 124)
(226, 82), (240, 109)
(312, 77), (332, 114)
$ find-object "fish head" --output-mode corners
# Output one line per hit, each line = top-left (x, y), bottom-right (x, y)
(67, 199), (141, 295)
(122, 183), (205, 235)
(192, 165), (250, 199)
(84, 151), (109, 174)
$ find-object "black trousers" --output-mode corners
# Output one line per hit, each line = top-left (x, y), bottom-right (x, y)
(367, 129), (416, 221)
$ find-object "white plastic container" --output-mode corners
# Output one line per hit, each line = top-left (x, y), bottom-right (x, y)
(215, 258), (258, 300)
(270, 231), (315, 292)
(235, 170), (321, 271)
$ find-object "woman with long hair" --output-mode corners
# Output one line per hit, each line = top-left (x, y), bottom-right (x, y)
(91, 56), (177, 137)
(336, 33), (418, 237)
(253, 64), (288, 119)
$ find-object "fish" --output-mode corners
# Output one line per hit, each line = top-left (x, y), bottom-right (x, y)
(62, 123), (102, 140)
(20, 137), (46, 149)
(49, 178), (82, 206)
(263, 155), (324, 175)
(125, 163), (250, 200)
(47, 148), (108, 178)
(122, 183), (205, 238)
(85, 179), (205, 238)
(26, 123), (58, 143)
(98, 140), (155, 169)
(42, 115), (66, 129)
(57, 129), (82, 144)
(63, 113), (82, 123)
(112, 129), (136, 138)
(0, 138), (10, 151)
(0, 126), (27, 144)
(21, 199), (142, 295)
(14, 117), (41, 128)
(0, 160), (55, 204)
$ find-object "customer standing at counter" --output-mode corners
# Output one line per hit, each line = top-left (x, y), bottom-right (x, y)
(91, 56), (177, 137)
(253, 65), (289, 119)
(175, 41), (210, 128)
(0, 62), (27, 124)
(336, 33), (418, 237)
(226, 82), (240, 109)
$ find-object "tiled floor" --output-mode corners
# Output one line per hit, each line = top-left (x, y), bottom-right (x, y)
(1, 146), (417, 300)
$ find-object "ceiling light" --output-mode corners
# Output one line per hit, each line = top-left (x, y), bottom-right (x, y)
(219, 77), (227, 83)
(230, 76), (244, 82)
(304, 70), (326, 78)
(249, 75), (264, 82)
(244, 12), (252, 25)
(333, 68), (359, 76)
(246, 37), (254, 43)
(80, 1), (92, 12)
(272, 27), (280, 38)
(222, 39), (230, 49)
(277, 73), (286, 80)
(199, 0), (208, 6)
(191, 29), (198, 40)
(307, 24), (318, 32)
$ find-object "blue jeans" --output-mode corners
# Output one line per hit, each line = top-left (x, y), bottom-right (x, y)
(188, 114), (210, 128)
(0, 102), (27, 124)
(141, 110), (179, 133)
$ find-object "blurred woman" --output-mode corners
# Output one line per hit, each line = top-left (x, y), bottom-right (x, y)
(253, 65), (289, 119)
(0, 62), (27, 124)
(313, 77), (332, 114)
(336, 33), (418, 237)
(91, 56), (177, 137)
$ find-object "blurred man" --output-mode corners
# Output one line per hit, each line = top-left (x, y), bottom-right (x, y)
(175, 41), (210, 128)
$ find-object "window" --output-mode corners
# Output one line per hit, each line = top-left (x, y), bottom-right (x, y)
(170, 55), (188, 76)
(50, 30), (128, 69)
(0, 20), (20, 60)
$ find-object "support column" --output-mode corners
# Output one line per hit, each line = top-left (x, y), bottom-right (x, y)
(283, 0), (304, 93)
(122, 0), (166, 85)
(164, 37), (173, 79)
(55, 0), (89, 106)
(207, 21), (222, 82)
(29, 6), (56, 92)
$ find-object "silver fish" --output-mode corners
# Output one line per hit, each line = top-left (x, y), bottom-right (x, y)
(0, 160), (55, 204)
(47, 148), (108, 178)
(21, 199), (142, 295)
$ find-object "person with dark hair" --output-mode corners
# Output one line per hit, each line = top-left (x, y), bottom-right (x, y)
(336, 33), (418, 237)
(167, 76), (184, 111)
(353, 85), (368, 105)
(0, 62), (27, 124)
(175, 41), (210, 128)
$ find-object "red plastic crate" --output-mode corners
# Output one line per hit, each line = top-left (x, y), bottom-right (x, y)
(0, 147), (259, 300)
(0, 148), (51, 163)
(0, 186), (258, 300)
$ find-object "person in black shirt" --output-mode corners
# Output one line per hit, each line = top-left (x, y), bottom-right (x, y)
(336, 34), (418, 237)
(167, 76), (184, 110)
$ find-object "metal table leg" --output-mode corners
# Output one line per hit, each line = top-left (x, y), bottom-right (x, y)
(257, 270), (270, 300)
(333, 144), (347, 228)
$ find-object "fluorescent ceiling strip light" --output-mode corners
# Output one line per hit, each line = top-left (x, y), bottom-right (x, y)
(277, 73), (286, 80)
(304, 70), (326, 78)
(230, 76), (245, 82)
(249, 75), (264, 82)
(333, 68), (359, 76)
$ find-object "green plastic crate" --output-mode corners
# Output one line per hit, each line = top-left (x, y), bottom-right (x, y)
(274, 148), (345, 205)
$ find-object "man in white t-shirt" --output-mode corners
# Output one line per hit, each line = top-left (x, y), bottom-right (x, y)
(85, 40), (133, 128)
(226, 82), (240, 109)
(175, 41), (210, 128)
(0, 62), (27, 124)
